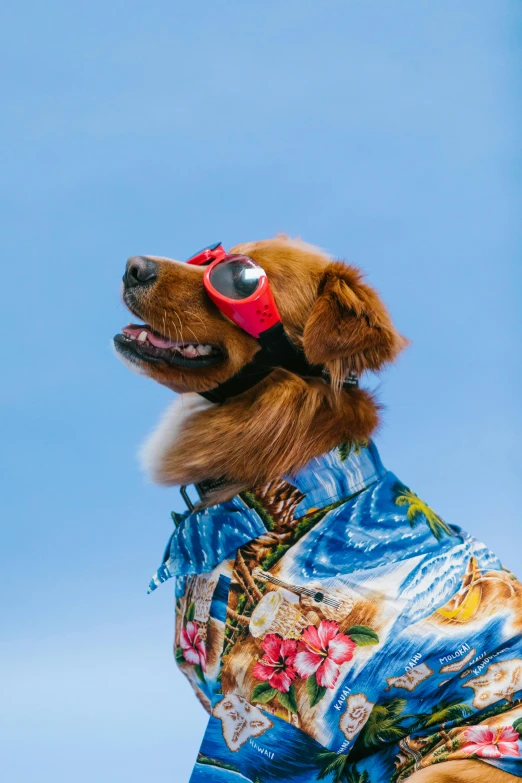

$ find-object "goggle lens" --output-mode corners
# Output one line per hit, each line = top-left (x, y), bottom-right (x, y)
(208, 255), (264, 300)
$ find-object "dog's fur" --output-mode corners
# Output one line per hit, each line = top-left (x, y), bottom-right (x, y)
(115, 236), (516, 782)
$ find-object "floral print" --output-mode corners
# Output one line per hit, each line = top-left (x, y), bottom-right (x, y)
(295, 620), (356, 689)
(150, 441), (522, 782)
(461, 725), (521, 759)
(180, 620), (207, 671)
(252, 621), (357, 694)
(252, 634), (298, 693)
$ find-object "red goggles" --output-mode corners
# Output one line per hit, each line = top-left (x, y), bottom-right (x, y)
(186, 242), (281, 339)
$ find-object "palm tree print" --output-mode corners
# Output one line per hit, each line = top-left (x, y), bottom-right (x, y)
(338, 440), (368, 462)
(357, 698), (413, 748)
(413, 698), (473, 731)
(345, 768), (370, 783)
(349, 698), (414, 764)
(393, 482), (453, 541)
(314, 751), (370, 783)
(315, 750), (350, 782)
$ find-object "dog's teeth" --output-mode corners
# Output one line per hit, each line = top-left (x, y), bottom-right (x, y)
(197, 344), (213, 355)
(138, 331), (148, 342)
(183, 344), (198, 357)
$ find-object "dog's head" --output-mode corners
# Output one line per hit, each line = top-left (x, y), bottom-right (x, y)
(114, 235), (406, 395)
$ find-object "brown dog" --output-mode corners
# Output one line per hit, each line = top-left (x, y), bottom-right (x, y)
(114, 236), (518, 783)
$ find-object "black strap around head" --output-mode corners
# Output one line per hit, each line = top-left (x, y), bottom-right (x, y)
(198, 322), (358, 404)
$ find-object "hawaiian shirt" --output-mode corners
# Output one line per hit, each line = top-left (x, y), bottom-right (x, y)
(149, 441), (522, 783)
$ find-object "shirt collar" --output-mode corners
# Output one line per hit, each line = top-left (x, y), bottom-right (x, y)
(148, 440), (386, 591)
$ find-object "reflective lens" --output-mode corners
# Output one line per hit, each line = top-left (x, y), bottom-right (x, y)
(208, 256), (264, 300)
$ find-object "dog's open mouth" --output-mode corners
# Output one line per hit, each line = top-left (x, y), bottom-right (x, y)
(114, 324), (225, 367)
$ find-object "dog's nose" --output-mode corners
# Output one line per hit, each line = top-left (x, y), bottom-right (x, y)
(124, 256), (158, 288)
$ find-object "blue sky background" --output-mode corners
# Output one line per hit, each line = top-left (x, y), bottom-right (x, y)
(1, 1), (521, 781)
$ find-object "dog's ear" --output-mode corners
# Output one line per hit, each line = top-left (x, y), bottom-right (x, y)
(303, 261), (407, 387)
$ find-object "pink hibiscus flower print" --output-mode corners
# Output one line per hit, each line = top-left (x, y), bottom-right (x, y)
(294, 620), (356, 689)
(252, 633), (298, 692)
(180, 621), (207, 671)
(462, 725), (520, 758)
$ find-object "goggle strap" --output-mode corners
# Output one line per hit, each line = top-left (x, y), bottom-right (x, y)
(198, 365), (274, 404)
(198, 323), (358, 404)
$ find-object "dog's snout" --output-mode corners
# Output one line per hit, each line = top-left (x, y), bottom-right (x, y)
(124, 256), (158, 288)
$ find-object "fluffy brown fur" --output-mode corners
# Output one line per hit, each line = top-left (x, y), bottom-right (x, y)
(303, 260), (407, 389)
(114, 236), (514, 782)
(153, 373), (380, 500)
(116, 236), (405, 501)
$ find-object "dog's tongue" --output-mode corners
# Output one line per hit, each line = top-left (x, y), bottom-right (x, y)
(122, 324), (182, 348)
